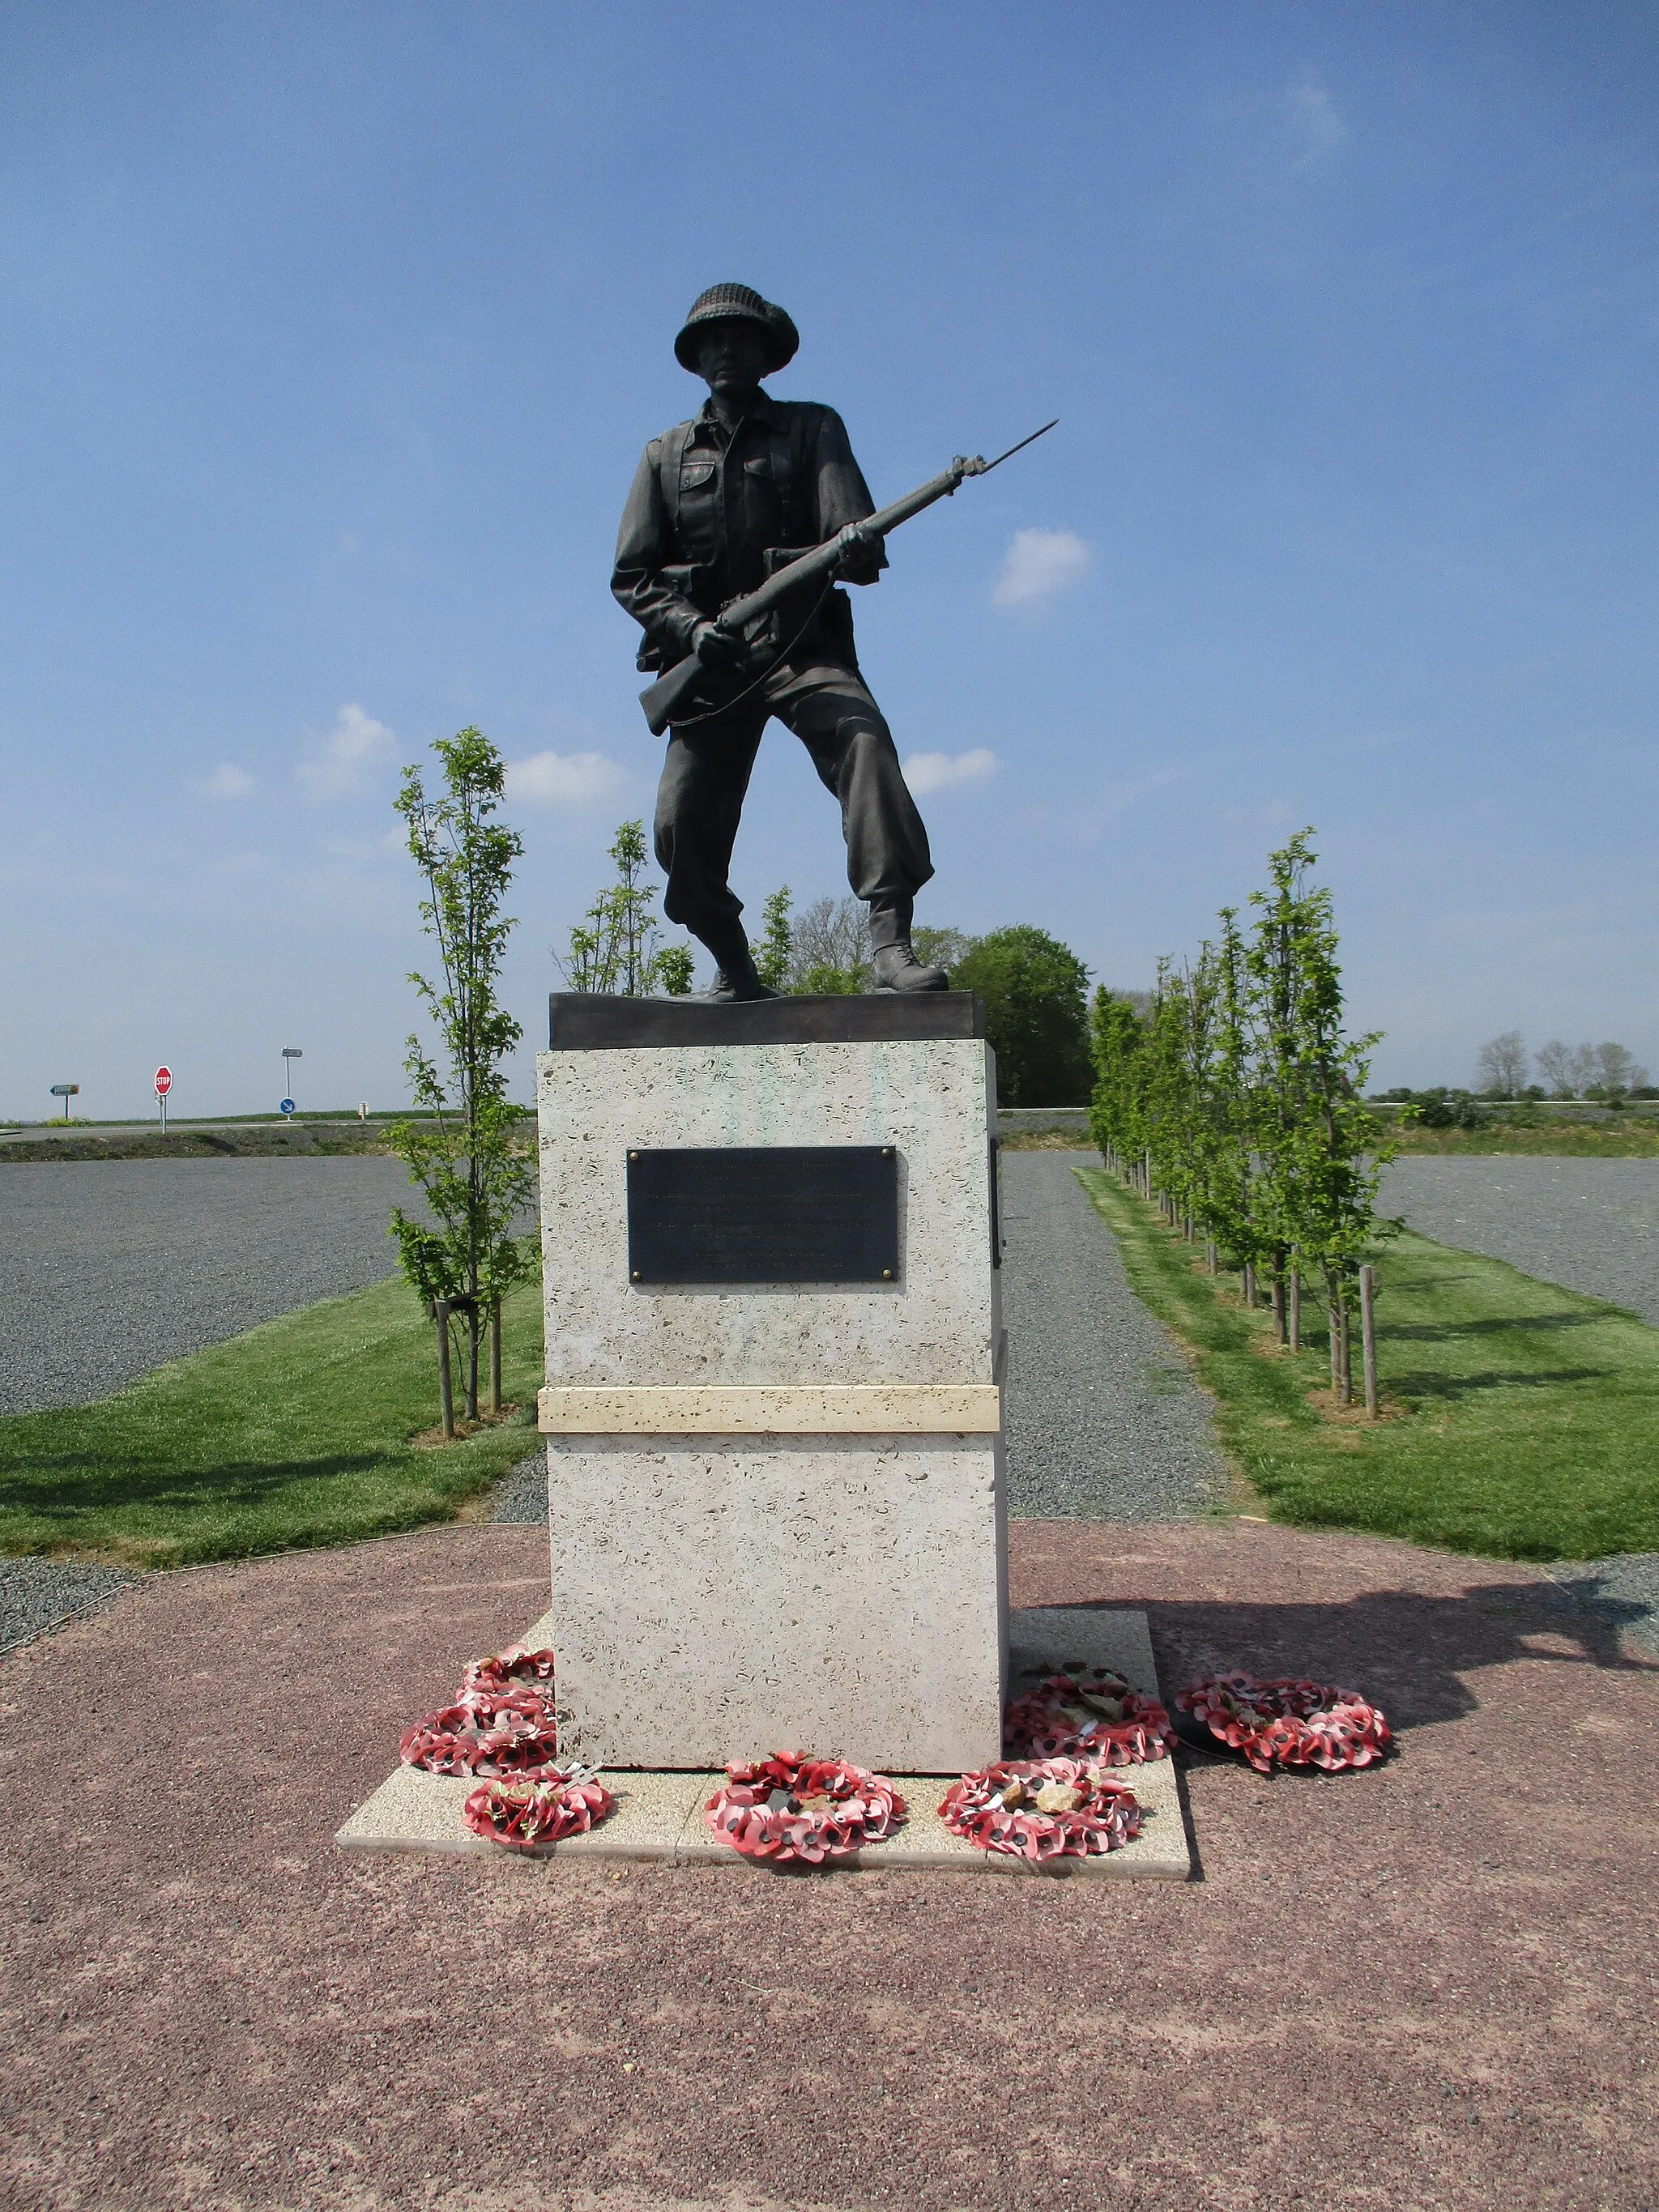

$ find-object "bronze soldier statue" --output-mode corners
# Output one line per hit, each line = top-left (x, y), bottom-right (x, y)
(613, 283), (949, 1000)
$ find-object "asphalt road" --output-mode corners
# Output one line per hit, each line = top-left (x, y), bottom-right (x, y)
(0, 1158), (413, 1414)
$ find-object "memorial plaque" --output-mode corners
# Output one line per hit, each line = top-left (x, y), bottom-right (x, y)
(627, 1146), (900, 1285)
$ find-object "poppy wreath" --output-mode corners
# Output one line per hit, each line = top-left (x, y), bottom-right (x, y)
(940, 1758), (1143, 1860)
(459, 1646), (557, 1707)
(399, 1646), (561, 1779)
(1003, 1664), (1178, 1766)
(462, 1763), (614, 1853)
(704, 1751), (907, 1865)
(1176, 1673), (1392, 1775)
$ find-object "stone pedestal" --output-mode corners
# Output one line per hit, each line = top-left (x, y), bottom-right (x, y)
(535, 993), (1007, 1772)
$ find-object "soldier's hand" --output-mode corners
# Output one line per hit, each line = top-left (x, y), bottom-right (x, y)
(693, 620), (744, 668)
(834, 522), (875, 569)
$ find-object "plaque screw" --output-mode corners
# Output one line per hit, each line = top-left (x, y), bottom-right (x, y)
(881, 1147), (893, 1157)
(882, 1269), (894, 1281)
(631, 1269), (643, 1282)
(629, 1149), (638, 1159)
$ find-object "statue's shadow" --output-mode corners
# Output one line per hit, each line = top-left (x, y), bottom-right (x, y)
(1045, 1577), (1655, 1735)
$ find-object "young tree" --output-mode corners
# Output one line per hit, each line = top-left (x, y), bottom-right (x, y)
(1092, 830), (1396, 1400)
(1245, 872), (1303, 1332)
(390, 728), (536, 1432)
(1089, 985), (1149, 1171)
(558, 820), (694, 996)
(1248, 831), (1395, 1400)
(1476, 1031), (1529, 1097)
(753, 885), (795, 991)
(1144, 957), (1213, 1238)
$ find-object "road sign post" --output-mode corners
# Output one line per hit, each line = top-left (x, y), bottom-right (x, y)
(154, 1064), (173, 1135)
(49, 1083), (79, 1123)
(281, 1046), (303, 1119)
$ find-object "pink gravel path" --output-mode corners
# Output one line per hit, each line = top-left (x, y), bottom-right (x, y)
(2, 1517), (1657, 2212)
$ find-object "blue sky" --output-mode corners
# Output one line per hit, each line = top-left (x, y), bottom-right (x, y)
(2, 3), (1656, 1117)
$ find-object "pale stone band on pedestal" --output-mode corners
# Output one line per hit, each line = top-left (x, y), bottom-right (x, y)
(537, 1383), (1001, 1434)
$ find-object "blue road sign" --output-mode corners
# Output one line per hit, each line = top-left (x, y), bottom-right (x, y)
(279, 1098), (296, 1116)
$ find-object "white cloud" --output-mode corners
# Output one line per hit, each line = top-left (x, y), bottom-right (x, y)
(991, 529), (1091, 612)
(1286, 75), (1346, 168)
(902, 747), (999, 796)
(297, 702), (396, 799)
(507, 748), (629, 808)
(203, 764), (256, 799)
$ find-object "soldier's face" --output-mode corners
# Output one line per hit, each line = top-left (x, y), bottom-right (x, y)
(695, 322), (770, 395)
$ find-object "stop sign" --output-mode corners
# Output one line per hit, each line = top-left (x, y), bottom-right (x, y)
(154, 1065), (173, 1097)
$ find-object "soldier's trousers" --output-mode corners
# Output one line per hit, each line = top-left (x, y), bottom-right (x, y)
(652, 654), (934, 937)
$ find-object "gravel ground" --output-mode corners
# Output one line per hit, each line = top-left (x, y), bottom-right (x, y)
(491, 1446), (548, 1522)
(1378, 1155), (1659, 1323)
(0, 1556), (138, 1656)
(998, 1149), (1226, 1519)
(0, 1158), (419, 1414)
(1549, 1551), (1659, 1661)
(3, 1517), (1657, 2211)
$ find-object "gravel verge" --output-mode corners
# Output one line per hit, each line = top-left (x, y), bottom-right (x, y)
(998, 1150), (1226, 1519)
(1377, 1156), (1659, 1323)
(0, 1157), (418, 1413)
(1548, 1552), (1659, 1660)
(490, 1447), (548, 1523)
(0, 1556), (140, 1655)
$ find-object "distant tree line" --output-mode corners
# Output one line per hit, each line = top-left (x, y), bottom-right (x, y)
(1375, 1034), (1655, 1123)
(1473, 1033), (1652, 1102)
(1090, 830), (1392, 1406)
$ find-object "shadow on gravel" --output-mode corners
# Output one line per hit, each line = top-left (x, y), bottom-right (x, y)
(1039, 1579), (1657, 1734)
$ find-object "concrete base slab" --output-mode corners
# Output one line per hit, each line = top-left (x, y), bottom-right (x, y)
(334, 1761), (713, 1863)
(335, 1604), (1192, 1881)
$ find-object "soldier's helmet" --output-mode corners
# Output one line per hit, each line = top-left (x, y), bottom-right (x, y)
(674, 283), (800, 375)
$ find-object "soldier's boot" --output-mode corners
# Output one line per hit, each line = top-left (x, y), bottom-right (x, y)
(696, 918), (780, 1003)
(868, 897), (949, 993)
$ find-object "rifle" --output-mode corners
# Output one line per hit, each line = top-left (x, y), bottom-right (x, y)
(638, 420), (1057, 735)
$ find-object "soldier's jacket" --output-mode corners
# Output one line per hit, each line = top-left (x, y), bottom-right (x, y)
(612, 393), (888, 673)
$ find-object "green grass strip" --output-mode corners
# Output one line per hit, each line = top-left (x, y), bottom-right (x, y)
(1074, 1166), (1659, 1562)
(1388, 1123), (1659, 1157)
(0, 1276), (545, 1567)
